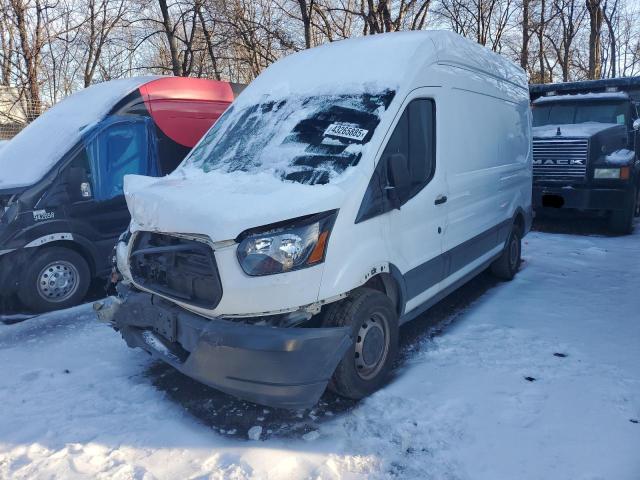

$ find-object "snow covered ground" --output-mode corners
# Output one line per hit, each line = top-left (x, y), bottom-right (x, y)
(0, 225), (639, 479)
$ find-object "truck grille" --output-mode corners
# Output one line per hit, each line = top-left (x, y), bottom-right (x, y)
(532, 139), (588, 181)
(130, 232), (222, 309)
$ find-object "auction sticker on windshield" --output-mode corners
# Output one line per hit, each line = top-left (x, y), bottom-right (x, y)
(324, 123), (369, 142)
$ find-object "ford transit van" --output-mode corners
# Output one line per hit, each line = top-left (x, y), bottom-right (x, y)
(101, 31), (532, 408)
(0, 77), (242, 312)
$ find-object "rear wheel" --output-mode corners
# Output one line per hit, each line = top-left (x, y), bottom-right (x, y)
(609, 186), (637, 235)
(490, 226), (522, 281)
(324, 288), (399, 400)
(18, 247), (91, 313)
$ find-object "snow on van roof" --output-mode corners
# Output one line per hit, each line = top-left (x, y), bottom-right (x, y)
(234, 30), (527, 108)
(0, 76), (160, 190)
(533, 91), (630, 105)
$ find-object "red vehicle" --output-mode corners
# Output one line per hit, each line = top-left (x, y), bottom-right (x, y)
(0, 76), (243, 312)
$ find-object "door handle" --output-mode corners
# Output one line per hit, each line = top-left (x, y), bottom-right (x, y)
(434, 195), (448, 205)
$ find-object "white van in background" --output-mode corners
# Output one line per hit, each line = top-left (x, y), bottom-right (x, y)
(99, 30), (532, 409)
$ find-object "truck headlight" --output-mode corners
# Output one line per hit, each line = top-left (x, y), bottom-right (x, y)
(237, 210), (337, 276)
(594, 167), (630, 180)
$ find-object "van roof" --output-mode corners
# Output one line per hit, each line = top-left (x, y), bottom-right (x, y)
(0, 76), (239, 191)
(236, 30), (527, 106)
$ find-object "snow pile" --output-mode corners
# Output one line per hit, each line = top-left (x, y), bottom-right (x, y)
(605, 148), (635, 165)
(0, 77), (159, 190)
(1, 229), (639, 479)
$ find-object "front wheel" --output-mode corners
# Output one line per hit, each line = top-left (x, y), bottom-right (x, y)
(323, 288), (399, 400)
(18, 247), (91, 313)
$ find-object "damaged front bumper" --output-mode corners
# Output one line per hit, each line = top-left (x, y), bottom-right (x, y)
(97, 292), (352, 409)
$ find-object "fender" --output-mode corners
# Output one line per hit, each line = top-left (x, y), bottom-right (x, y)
(5, 218), (105, 277)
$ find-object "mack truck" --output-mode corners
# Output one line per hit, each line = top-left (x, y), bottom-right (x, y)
(530, 77), (640, 234)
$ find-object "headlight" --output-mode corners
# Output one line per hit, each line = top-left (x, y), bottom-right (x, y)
(594, 167), (630, 180)
(237, 210), (338, 276)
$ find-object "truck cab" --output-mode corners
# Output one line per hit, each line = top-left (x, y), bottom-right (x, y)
(530, 78), (640, 233)
(0, 77), (242, 313)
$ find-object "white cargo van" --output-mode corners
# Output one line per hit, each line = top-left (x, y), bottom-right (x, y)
(99, 31), (532, 409)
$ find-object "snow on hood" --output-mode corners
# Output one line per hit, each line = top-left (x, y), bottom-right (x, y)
(0, 76), (160, 190)
(124, 168), (348, 241)
(533, 123), (620, 138)
(604, 148), (635, 165)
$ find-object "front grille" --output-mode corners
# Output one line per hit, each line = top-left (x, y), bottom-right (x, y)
(130, 232), (222, 309)
(533, 138), (588, 181)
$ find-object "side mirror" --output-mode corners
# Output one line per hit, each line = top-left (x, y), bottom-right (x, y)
(67, 166), (92, 200)
(386, 153), (411, 209)
(633, 119), (640, 131)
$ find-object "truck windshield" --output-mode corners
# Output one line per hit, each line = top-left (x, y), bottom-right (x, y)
(533, 101), (628, 126)
(183, 90), (395, 185)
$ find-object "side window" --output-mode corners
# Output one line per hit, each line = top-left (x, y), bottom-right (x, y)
(86, 120), (157, 201)
(356, 98), (436, 223)
(382, 98), (436, 202)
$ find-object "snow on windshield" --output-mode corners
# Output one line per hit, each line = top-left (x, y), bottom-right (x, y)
(183, 90), (395, 185)
(0, 76), (158, 190)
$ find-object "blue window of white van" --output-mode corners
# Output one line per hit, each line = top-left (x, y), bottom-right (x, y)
(85, 118), (158, 201)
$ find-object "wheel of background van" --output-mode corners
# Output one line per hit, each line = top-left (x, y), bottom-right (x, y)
(323, 288), (399, 400)
(609, 186), (637, 235)
(18, 247), (91, 313)
(490, 226), (522, 281)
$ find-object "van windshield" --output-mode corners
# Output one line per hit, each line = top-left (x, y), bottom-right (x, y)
(183, 90), (395, 185)
(532, 101), (628, 126)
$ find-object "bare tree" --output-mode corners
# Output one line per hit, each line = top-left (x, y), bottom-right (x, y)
(586, 0), (603, 78)
(602, 0), (618, 77)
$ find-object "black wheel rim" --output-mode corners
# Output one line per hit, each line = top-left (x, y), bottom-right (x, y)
(354, 312), (390, 380)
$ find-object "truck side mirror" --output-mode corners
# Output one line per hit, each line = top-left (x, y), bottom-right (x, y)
(633, 119), (640, 131)
(386, 153), (411, 209)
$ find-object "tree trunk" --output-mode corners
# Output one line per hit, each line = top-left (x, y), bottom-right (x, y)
(521, 0), (529, 70)
(158, 0), (181, 76)
(297, 0), (313, 48)
(586, 0), (603, 79)
(198, 7), (221, 80)
(603, 0), (617, 78)
(538, 0), (546, 82)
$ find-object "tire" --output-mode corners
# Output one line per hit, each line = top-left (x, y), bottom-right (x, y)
(609, 186), (636, 235)
(490, 226), (522, 281)
(18, 247), (91, 313)
(323, 288), (399, 400)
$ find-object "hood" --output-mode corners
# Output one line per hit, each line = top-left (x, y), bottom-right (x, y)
(533, 123), (621, 139)
(124, 169), (349, 242)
